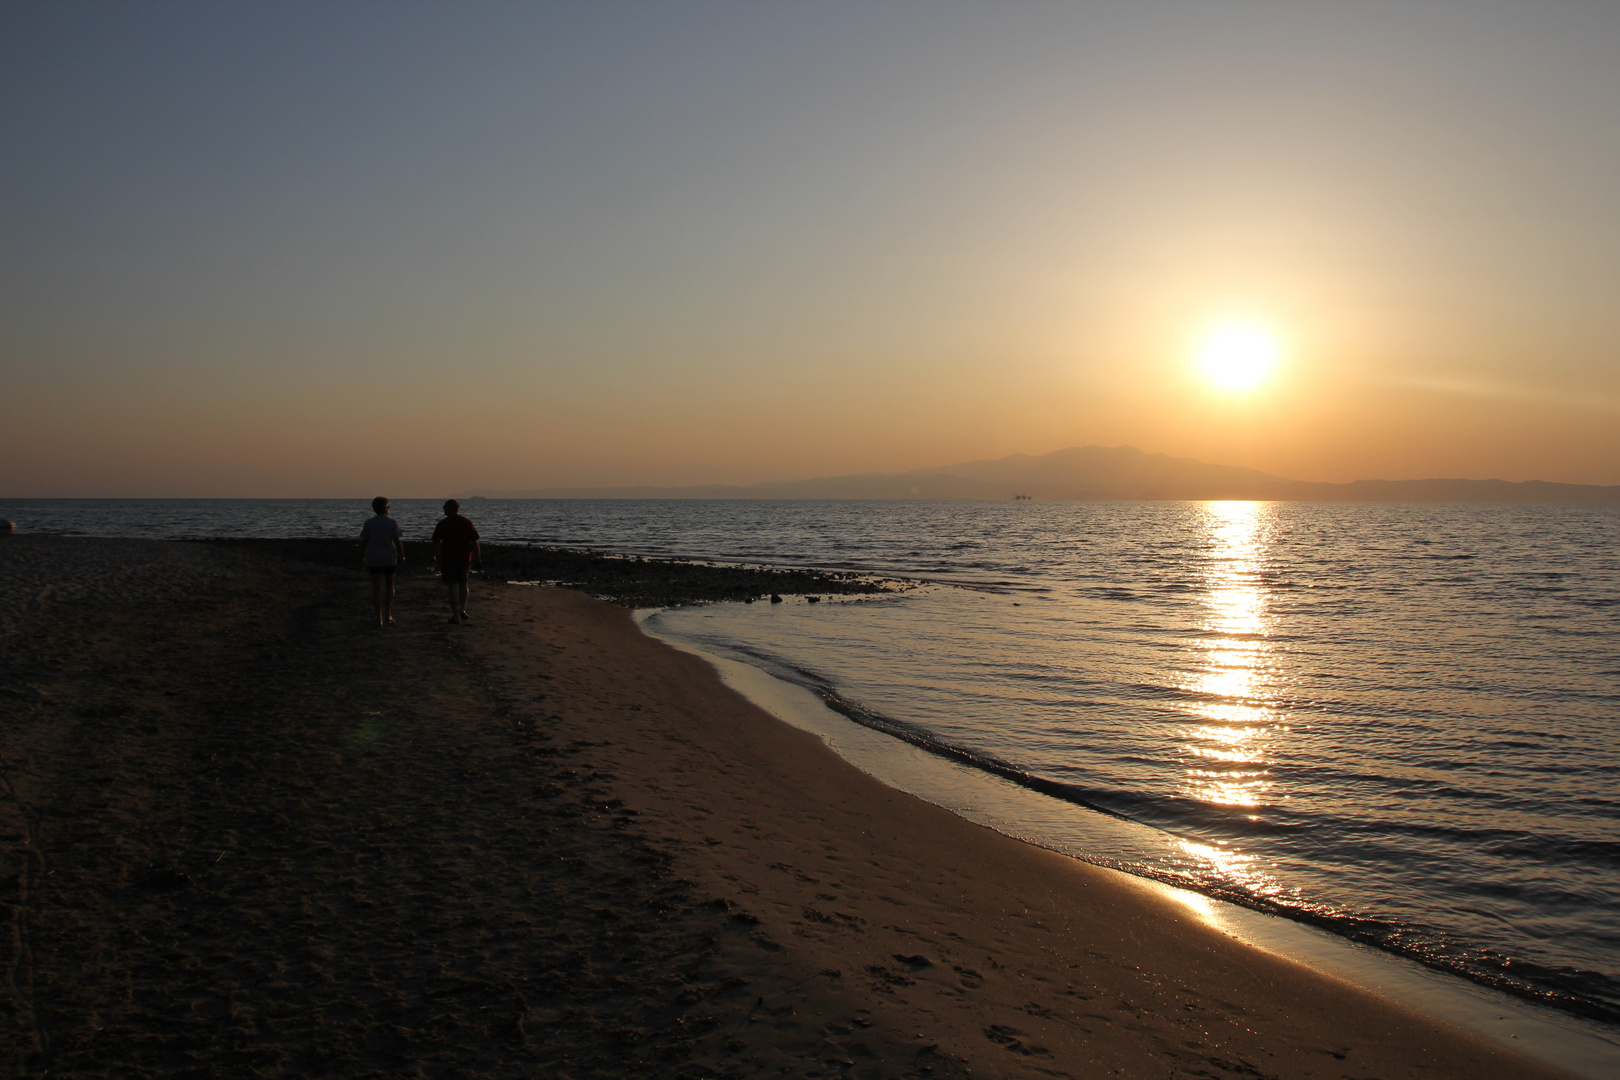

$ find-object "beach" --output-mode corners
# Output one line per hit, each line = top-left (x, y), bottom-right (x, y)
(0, 536), (1575, 1079)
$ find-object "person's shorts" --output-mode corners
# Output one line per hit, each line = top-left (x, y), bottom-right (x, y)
(440, 564), (470, 585)
(367, 565), (396, 579)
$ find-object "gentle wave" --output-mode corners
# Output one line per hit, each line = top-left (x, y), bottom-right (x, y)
(789, 652), (1618, 1019)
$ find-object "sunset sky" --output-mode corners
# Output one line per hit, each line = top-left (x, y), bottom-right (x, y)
(4, 1), (1619, 497)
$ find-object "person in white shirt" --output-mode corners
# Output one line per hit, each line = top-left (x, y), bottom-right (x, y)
(359, 496), (406, 626)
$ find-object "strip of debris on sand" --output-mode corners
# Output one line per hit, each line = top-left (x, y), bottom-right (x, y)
(1, 537), (1572, 1079)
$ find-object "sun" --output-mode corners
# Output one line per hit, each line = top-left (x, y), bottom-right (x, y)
(1196, 323), (1282, 391)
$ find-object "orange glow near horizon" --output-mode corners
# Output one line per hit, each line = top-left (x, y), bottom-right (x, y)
(5, 7), (1620, 496)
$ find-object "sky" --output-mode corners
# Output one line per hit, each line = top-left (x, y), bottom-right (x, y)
(4, 1), (1619, 497)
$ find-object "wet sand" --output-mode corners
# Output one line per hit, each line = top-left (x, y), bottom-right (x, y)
(1, 537), (1574, 1078)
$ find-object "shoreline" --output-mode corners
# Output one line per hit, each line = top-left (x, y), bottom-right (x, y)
(468, 582), (1577, 1079)
(0, 535), (1593, 1078)
(641, 626), (1620, 1078)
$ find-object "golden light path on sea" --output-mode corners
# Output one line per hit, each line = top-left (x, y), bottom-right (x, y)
(1173, 500), (1289, 897)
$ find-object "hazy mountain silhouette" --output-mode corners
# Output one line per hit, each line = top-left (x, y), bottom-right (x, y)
(464, 445), (1620, 504)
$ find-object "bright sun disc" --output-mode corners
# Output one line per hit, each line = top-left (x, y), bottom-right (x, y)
(1197, 324), (1281, 390)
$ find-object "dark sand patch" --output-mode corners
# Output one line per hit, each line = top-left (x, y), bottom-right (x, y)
(1, 539), (957, 1078)
(0, 536), (248, 638)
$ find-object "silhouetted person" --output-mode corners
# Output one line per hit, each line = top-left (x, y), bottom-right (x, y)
(431, 499), (481, 623)
(359, 496), (405, 626)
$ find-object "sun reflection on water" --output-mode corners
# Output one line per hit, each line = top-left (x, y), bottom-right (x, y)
(1169, 502), (1291, 889)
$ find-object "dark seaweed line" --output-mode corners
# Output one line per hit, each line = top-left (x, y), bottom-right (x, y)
(814, 687), (1135, 823)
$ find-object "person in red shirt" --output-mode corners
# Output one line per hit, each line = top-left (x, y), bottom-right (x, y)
(430, 499), (482, 623)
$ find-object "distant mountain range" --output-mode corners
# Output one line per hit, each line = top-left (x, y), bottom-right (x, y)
(460, 445), (1620, 504)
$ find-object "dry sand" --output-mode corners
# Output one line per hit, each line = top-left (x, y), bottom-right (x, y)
(0, 537), (1574, 1079)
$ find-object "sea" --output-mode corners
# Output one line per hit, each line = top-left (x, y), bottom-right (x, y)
(5, 496), (1617, 1056)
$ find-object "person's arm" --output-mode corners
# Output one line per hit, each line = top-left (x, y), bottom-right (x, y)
(359, 520), (370, 565)
(472, 538), (482, 570)
(431, 522), (442, 565)
(393, 535), (406, 566)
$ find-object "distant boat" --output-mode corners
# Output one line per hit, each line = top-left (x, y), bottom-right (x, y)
(1013, 493), (1033, 501)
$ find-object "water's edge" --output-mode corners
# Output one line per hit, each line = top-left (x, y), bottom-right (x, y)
(633, 611), (1620, 1080)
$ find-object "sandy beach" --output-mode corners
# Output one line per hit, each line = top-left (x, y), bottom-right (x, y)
(1, 537), (1575, 1079)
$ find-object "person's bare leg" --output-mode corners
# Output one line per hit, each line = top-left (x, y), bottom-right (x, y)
(447, 582), (460, 622)
(371, 573), (387, 626)
(458, 581), (470, 620)
(383, 573), (396, 624)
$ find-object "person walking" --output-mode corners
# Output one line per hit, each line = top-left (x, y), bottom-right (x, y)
(431, 499), (481, 623)
(359, 496), (406, 627)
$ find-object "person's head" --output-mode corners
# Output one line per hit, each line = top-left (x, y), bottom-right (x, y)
(443, 499), (460, 516)
(372, 496), (389, 514)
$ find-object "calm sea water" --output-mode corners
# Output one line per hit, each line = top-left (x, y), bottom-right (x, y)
(5, 497), (1617, 1025)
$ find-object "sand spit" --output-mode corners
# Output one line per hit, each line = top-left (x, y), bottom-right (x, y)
(193, 538), (906, 609)
(1, 537), (1571, 1079)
